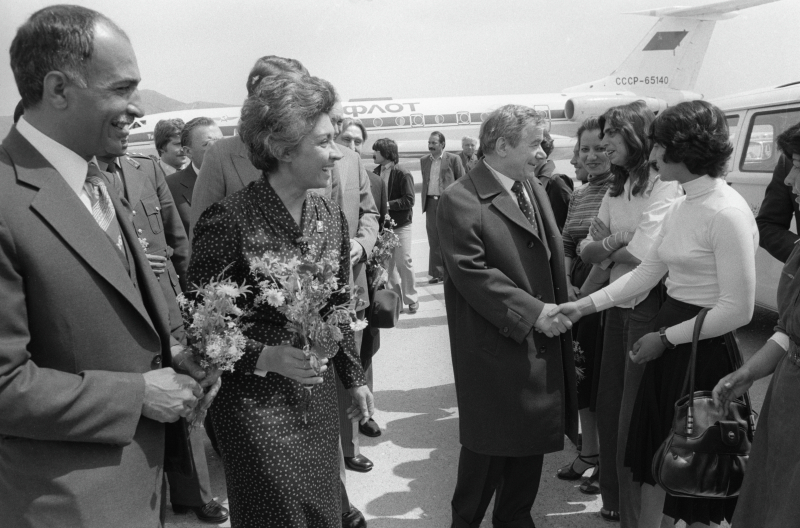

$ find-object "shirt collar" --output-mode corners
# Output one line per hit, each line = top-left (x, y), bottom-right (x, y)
(483, 159), (519, 195)
(96, 157), (121, 173)
(192, 161), (201, 174)
(381, 161), (395, 172)
(430, 150), (444, 161)
(16, 116), (96, 197)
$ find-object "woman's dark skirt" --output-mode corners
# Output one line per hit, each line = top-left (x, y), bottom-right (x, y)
(571, 258), (603, 411)
(624, 295), (737, 525)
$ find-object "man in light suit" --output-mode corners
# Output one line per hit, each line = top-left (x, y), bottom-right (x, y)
(330, 102), (379, 473)
(437, 105), (579, 528)
(0, 6), (208, 527)
(421, 131), (465, 283)
(167, 116), (222, 239)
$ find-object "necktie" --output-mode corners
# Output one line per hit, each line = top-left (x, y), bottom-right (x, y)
(511, 181), (538, 234)
(85, 163), (124, 251)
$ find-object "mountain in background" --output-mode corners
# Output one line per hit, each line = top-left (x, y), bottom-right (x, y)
(0, 89), (235, 139)
(138, 89), (236, 115)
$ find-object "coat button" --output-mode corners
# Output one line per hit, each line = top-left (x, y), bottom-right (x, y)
(539, 345), (547, 353)
(502, 326), (509, 334)
(132, 210), (137, 215)
(137, 228), (143, 234)
(527, 241), (535, 248)
(156, 206), (160, 211)
(151, 355), (162, 368)
(535, 293), (542, 300)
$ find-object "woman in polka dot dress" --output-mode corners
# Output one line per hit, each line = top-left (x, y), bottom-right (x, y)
(189, 72), (373, 527)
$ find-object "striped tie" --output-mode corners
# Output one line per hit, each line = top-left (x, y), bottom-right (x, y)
(85, 163), (124, 251)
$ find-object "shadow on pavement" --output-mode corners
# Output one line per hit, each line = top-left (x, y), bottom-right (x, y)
(361, 384), (459, 527)
(395, 315), (448, 330)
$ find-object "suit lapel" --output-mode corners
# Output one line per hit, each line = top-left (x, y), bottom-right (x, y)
(5, 128), (159, 336)
(527, 177), (561, 253)
(180, 164), (196, 205)
(472, 162), (539, 239)
(231, 151), (255, 189)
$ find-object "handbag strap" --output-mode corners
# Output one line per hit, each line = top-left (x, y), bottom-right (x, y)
(680, 307), (710, 435)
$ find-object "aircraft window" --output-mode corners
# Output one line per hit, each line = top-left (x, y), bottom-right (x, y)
(740, 108), (800, 173)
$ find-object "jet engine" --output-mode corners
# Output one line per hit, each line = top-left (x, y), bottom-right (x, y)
(564, 95), (668, 122)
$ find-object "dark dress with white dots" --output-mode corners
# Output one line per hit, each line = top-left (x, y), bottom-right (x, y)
(189, 177), (366, 528)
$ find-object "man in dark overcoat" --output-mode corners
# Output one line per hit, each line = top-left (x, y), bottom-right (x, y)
(437, 104), (579, 528)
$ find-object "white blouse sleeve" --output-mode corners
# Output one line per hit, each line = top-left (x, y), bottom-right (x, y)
(589, 226), (669, 310)
(664, 206), (757, 345)
(626, 178), (681, 261)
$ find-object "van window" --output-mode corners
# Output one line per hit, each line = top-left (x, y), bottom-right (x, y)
(725, 114), (740, 172)
(741, 108), (800, 173)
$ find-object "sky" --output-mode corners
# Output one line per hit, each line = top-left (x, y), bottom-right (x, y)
(1, 0), (798, 117)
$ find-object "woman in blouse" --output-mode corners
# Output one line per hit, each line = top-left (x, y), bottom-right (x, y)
(555, 100), (757, 527)
(713, 127), (800, 528)
(556, 116), (614, 493)
(579, 101), (681, 523)
(189, 72), (373, 527)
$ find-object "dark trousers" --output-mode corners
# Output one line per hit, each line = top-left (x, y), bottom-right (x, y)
(166, 427), (213, 507)
(595, 288), (659, 517)
(425, 197), (444, 279)
(451, 446), (543, 528)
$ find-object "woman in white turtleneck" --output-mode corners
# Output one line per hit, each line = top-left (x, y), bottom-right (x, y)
(553, 100), (758, 528)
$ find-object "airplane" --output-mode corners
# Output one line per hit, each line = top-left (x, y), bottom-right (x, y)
(126, 0), (779, 165)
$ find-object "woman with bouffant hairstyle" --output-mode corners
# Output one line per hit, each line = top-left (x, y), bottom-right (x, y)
(554, 100), (758, 527)
(189, 72), (373, 527)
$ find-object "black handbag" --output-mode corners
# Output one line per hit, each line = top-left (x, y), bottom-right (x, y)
(651, 307), (756, 498)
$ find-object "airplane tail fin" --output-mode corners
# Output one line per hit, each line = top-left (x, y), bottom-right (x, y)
(563, 0), (778, 95)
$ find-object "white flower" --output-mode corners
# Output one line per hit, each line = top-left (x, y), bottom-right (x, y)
(350, 319), (368, 332)
(217, 284), (240, 298)
(265, 289), (286, 307)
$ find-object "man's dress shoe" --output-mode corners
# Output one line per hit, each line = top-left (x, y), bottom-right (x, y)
(359, 418), (382, 437)
(344, 454), (374, 472)
(342, 505), (368, 527)
(172, 499), (229, 523)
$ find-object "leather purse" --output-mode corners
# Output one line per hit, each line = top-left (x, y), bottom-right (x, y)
(651, 308), (756, 498)
(368, 288), (401, 329)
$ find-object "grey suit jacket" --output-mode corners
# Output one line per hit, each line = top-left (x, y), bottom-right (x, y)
(0, 127), (176, 527)
(190, 136), (260, 238)
(420, 151), (465, 213)
(333, 146), (379, 306)
(166, 162), (197, 241)
(437, 160), (578, 456)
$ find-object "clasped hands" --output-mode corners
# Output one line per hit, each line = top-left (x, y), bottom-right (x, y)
(141, 347), (222, 424)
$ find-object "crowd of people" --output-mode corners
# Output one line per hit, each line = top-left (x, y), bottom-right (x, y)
(3, 4), (800, 528)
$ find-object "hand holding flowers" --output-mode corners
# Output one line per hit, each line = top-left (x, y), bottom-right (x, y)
(366, 215), (401, 289)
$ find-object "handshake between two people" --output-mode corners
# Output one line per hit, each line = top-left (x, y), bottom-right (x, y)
(533, 302), (584, 338)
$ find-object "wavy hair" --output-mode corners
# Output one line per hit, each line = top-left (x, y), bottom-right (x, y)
(777, 122), (800, 159)
(599, 101), (655, 197)
(340, 118), (367, 142)
(479, 104), (546, 156)
(650, 100), (733, 178)
(245, 55), (308, 97)
(180, 116), (217, 147)
(239, 73), (338, 174)
(372, 138), (399, 164)
(10, 5), (127, 108)
(154, 118), (184, 153)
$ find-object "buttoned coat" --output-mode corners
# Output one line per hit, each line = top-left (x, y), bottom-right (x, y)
(165, 162), (197, 241)
(0, 127), (179, 527)
(420, 151), (465, 212)
(437, 160), (579, 457)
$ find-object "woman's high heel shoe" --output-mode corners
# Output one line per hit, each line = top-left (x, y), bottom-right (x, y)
(556, 454), (598, 480)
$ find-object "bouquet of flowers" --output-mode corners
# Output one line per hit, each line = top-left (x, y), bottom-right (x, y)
(366, 214), (400, 289)
(175, 270), (252, 429)
(176, 272), (252, 374)
(250, 247), (364, 419)
(573, 340), (586, 382)
(250, 246), (365, 368)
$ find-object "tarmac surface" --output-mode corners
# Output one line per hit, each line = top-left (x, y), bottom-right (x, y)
(165, 182), (775, 528)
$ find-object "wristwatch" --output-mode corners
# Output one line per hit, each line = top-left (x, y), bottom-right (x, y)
(659, 326), (676, 349)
